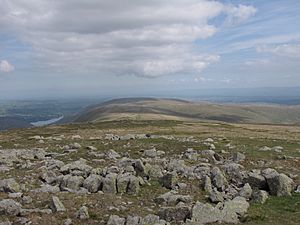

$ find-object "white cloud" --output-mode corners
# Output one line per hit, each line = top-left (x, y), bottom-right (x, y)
(257, 44), (300, 58)
(224, 4), (257, 25)
(0, 60), (14, 72)
(0, 0), (256, 77)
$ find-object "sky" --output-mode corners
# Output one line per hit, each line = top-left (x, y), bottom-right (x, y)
(0, 0), (299, 99)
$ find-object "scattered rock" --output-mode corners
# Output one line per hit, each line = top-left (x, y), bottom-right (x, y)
(0, 178), (20, 193)
(83, 174), (102, 193)
(102, 173), (118, 194)
(187, 197), (249, 225)
(60, 175), (84, 191)
(209, 189), (224, 203)
(238, 183), (252, 199)
(211, 167), (228, 191)
(267, 173), (294, 196)
(50, 196), (66, 212)
(252, 190), (269, 204)
(244, 171), (267, 190)
(106, 150), (121, 159)
(86, 146), (97, 151)
(158, 206), (191, 222)
(0, 199), (22, 216)
(64, 218), (73, 225)
(76, 206), (89, 219)
(232, 152), (245, 162)
(143, 148), (157, 158)
(107, 215), (126, 225)
(159, 172), (178, 189)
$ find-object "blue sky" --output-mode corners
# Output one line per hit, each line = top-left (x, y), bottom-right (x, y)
(0, 0), (299, 99)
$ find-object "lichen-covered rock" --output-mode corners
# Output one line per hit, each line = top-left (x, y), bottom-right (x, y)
(232, 152), (245, 162)
(209, 189), (224, 203)
(102, 173), (118, 194)
(158, 206), (191, 222)
(50, 196), (66, 212)
(155, 191), (192, 205)
(140, 214), (167, 225)
(252, 190), (269, 204)
(107, 215), (126, 225)
(238, 183), (252, 199)
(0, 199), (22, 216)
(267, 173), (294, 196)
(60, 175), (84, 191)
(211, 167), (228, 191)
(244, 171), (267, 190)
(0, 178), (20, 193)
(76, 206), (89, 220)
(187, 197), (249, 225)
(83, 174), (102, 193)
(159, 172), (178, 189)
(126, 215), (140, 225)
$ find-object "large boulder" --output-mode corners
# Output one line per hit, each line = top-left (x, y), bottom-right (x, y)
(126, 215), (140, 225)
(159, 172), (178, 189)
(83, 174), (102, 193)
(238, 183), (252, 199)
(187, 197), (249, 225)
(0, 199), (22, 216)
(252, 190), (269, 204)
(158, 206), (191, 222)
(139, 214), (167, 225)
(244, 171), (267, 190)
(211, 167), (228, 191)
(155, 191), (192, 205)
(60, 159), (92, 177)
(60, 175), (84, 191)
(0, 178), (20, 193)
(117, 173), (140, 195)
(102, 173), (118, 194)
(232, 152), (245, 163)
(266, 173), (294, 196)
(209, 189), (224, 203)
(107, 215), (126, 225)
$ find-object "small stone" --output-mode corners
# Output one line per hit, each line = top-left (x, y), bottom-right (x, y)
(86, 146), (97, 151)
(76, 206), (89, 219)
(64, 218), (73, 225)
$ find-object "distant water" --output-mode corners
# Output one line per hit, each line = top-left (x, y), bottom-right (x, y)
(31, 116), (64, 127)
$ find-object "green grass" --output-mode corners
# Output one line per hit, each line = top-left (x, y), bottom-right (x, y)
(244, 194), (300, 225)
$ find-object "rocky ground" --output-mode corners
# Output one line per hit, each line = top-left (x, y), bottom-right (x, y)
(0, 120), (300, 225)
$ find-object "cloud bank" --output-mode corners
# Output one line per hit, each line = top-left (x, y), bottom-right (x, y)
(0, 0), (256, 77)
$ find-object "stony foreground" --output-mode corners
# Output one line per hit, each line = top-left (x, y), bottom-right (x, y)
(0, 121), (299, 225)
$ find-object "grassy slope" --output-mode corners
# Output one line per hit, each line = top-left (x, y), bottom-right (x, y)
(73, 98), (300, 125)
(0, 120), (299, 224)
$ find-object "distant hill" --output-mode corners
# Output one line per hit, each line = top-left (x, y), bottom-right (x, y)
(0, 117), (33, 131)
(71, 98), (300, 125)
